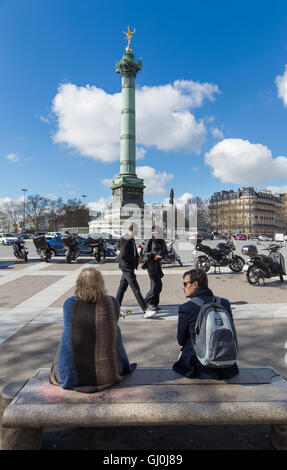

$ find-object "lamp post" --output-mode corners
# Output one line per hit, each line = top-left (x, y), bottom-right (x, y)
(81, 194), (87, 205)
(21, 188), (28, 231)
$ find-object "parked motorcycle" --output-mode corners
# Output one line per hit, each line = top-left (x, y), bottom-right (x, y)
(242, 243), (286, 285)
(33, 235), (51, 263)
(86, 234), (106, 262)
(61, 234), (80, 263)
(12, 238), (28, 262)
(194, 238), (244, 273)
(162, 239), (183, 267)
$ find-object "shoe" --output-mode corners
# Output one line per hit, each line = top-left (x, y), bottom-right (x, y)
(120, 309), (127, 318)
(144, 308), (156, 319)
(148, 304), (157, 311)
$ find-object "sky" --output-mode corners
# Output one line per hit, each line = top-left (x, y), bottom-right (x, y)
(1, 0), (287, 212)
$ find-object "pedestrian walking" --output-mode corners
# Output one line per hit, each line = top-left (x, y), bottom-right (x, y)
(143, 225), (168, 312)
(116, 223), (155, 318)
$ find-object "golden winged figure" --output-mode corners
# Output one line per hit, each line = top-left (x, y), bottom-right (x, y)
(123, 25), (136, 52)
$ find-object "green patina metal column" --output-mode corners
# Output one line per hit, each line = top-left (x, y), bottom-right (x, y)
(111, 43), (145, 209)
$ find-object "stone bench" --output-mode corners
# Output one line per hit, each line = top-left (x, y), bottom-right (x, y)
(1, 366), (287, 450)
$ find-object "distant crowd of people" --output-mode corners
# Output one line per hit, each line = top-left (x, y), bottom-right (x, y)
(50, 222), (239, 393)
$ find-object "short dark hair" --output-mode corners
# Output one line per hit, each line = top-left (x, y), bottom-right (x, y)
(183, 269), (208, 289)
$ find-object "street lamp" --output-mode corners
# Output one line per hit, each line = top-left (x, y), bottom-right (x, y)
(21, 188), (28, 231)
(81, 194), (87, 205)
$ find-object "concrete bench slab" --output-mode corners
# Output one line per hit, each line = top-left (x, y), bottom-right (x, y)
(1, 366), (287, 450)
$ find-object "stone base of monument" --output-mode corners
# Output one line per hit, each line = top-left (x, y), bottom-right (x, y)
(1, 367), (287, 450)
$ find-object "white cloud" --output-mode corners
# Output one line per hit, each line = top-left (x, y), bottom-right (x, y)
(88, 197), (112, 214)
(0, 197), (12, 208)
(101, 166), (172, 195)
(101, 178), (113, 188)
(267, 184), (287, 194)
(51, 79), (219, 162)
(137, 166), (173, 195)
(5, 153), (19, 163)
(163, 192), (194, 209)
(211, 127), (224, 139)
(205, 138), (287, 185)
(275, 65), (287, 106)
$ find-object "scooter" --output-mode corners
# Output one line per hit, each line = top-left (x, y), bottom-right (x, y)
(86, 234), (106, 262)
(12, 238), (28, 262)
(242, 243), (286, 285)
(61, 234), (80, 263)
(33, 235), (51, 263)
(194, 238), (244, 273)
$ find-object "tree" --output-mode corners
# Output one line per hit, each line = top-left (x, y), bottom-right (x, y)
(47, 197), (65, 231)
(60, 198), (91, 228)
(0, 200), (22, 232)
(26, 194), (50, 230)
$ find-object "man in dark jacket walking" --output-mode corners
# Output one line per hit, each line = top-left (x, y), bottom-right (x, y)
(143, 225), (168, 312)
(172, 268), (239, 379)
(116, 223), (155, 319)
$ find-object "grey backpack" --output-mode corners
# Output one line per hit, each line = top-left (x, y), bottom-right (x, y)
(190, 296), (238, 368)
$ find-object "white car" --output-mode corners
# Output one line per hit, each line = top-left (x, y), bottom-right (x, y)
(0, 233), (19, 245)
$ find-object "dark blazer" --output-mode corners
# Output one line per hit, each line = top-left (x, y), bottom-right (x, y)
(143, 238), (168, 277)
(118, 234), (139, 272)
(172, 287), (239, 380)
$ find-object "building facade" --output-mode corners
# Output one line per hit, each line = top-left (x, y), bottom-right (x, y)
(209, 187), (287, 235)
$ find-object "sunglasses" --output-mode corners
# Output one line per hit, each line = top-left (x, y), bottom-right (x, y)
(183, 281), (193, 288)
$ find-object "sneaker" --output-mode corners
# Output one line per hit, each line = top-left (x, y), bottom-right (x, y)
(148, 304), (157, 311)
(120, 309), (127, 318)
(144, 308), (156, 319)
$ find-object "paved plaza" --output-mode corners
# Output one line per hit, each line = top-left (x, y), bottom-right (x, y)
(1, 239), (287, 450)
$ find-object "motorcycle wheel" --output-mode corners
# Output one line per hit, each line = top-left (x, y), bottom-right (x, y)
(229, 256), (244, 273)
(195, 256), (210, 273)
(246, 266), (261, 285)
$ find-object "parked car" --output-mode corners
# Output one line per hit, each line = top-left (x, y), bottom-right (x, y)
(48, 235), (115, 257)
(188, 227), (214, 241)
(17, 233), (33, 240)
(45, 232), (63, 240)
(235, 233), (248, 240)
(0, 233), (19, 245)
(258, 235), (268, 241)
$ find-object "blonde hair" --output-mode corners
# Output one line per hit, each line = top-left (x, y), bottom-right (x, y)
(75, 267), (106, 303)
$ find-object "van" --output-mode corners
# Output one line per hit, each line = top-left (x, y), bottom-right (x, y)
(274, 233), (284, 242)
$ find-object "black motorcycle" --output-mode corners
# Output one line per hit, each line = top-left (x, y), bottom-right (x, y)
(194, 239), (244, 273)
(161, 239), (183, 267)
(61, 234), (80, 263)
(33, 235), (51, 263)
(242, 243), (286, 285)
(12, 238), (28, 262)
(86, 234), (106, 262)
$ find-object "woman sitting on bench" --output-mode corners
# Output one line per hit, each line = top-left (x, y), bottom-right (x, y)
(49, 267), (136, 393)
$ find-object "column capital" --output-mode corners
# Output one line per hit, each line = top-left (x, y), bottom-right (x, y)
(116, 52), (142, 78)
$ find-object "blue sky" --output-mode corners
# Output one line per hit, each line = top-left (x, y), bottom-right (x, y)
(1, 0), (287, 210)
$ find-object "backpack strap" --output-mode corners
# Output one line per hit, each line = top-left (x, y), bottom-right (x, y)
(189, 297), (205, 307)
